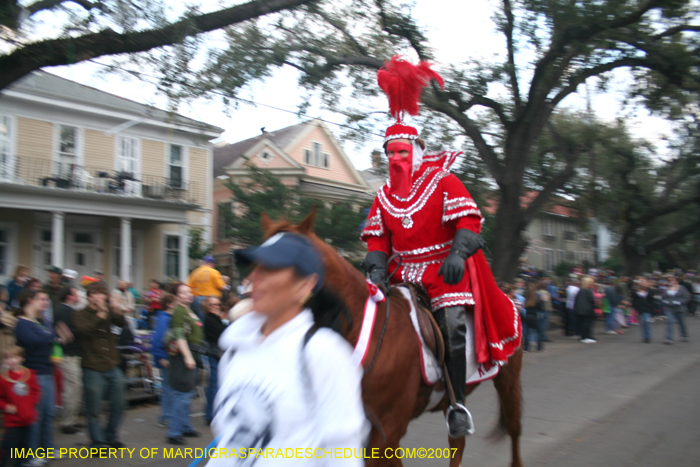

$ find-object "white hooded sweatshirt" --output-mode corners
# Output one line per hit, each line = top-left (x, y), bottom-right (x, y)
(208, 309), (368, 467)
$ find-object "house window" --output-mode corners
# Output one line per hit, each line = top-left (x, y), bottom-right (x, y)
(313, 142), (321, 166)
(73, 233), (93, 244)
(75, 252), (85, 266)
(556, 249), (564, 265)
(169, 145), (183, 189)
(566, 250), (575, 262)
(117, 136), (139, 176)
(542, 217), (552, 237)
(260, 151), (271, 161)
(304, 143), (330, 168)
(58, 125), (77, 162)
(0, 229), (7, 276)
(564, 230), (575, 241)
(41, 230), (52, 242)
(164, 235), (180, 278)
(543, 248), (553, 272)
(217, 203), (231, 241)
(0, 116), (12, 180)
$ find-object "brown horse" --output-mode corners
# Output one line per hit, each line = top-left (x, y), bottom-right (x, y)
(261, 211), (524, 467)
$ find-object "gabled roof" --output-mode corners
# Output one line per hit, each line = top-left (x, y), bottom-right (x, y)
(5, 71), (223, 136)
(213, 122), (308, 177)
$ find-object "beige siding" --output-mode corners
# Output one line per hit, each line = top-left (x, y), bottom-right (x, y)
(84, 129), (115, 170)
(16, 117), (53, 160)
(16, 117), (52, 183)
(188, 147), (209, 208)
(142, 224), (163, 283)
(142, 139), (165, 178)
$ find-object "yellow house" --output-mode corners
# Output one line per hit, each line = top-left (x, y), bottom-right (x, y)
(0, 72), (223, 288)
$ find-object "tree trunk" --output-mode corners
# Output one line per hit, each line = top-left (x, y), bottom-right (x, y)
(490, 189), (527, 282)
(622, 243), (646, 276)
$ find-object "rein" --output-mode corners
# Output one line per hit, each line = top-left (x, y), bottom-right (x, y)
(364, 255), (402, 374)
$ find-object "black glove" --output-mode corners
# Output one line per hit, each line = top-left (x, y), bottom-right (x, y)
(438, 229), (485, 285)
(361, 251), (388, 289)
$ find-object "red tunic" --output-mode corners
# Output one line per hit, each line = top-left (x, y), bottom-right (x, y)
(361, 152), (521, 365)
(0, 367), (40, 427)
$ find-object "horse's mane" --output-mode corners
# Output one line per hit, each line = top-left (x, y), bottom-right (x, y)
(263, 217), (366, 287)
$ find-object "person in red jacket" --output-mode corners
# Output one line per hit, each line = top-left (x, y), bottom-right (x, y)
(0, 346), (41, 467)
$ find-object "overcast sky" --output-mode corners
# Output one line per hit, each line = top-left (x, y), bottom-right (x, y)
(48, 0), (672, 170)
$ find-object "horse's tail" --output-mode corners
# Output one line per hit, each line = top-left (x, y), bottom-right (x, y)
(486, 404), (508, 442)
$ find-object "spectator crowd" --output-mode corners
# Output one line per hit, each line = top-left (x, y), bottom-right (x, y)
(505, 266), (699, 353)
(0, 256), (237, 466)
(0, 256), (698, 466)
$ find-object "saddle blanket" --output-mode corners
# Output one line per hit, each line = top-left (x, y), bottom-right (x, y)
(396, 287), (500, 386)
(351, 281), (500, 387)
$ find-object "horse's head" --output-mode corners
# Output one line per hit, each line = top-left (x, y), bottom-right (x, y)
(259, 207), (368, 307)
(261, 206), (317, 239)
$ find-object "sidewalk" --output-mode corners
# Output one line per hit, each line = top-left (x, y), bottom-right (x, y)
(51, 399), (213, 467)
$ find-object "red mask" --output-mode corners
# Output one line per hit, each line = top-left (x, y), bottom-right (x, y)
(387, 141), (413, 198)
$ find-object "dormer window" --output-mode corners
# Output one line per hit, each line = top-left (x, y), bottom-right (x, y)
(261, 151), (271, 161)
(304, 142), (330, 168)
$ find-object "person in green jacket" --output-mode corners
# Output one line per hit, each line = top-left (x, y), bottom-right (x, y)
(166, 282), (203, 446)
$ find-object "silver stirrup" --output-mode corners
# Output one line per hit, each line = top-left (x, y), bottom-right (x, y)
(445, 403), (476, 437)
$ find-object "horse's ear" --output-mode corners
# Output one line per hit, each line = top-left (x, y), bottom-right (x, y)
(297, 206), (316, 235)
(261, 212), (272, 237)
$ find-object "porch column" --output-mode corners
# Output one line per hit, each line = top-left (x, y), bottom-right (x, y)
(51, 211), (65, 268)
(179, 224), (189, 282)
(120, 217), (132, 282)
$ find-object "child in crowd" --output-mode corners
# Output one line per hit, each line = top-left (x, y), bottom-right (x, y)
(0, 346), (40, 467)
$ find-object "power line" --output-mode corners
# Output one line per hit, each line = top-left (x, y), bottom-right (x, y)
(86, 59), (386, 139)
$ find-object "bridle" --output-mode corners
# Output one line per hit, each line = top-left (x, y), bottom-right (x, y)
(364, 254), (402, 374)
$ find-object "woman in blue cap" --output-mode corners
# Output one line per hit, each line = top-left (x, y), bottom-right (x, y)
(208, 232), (367, 466)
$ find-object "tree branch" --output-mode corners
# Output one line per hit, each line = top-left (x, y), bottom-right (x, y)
(502, 0), (521, 110)
(0, 0), (314, 91)
(550, 57), (649, 107)
(643, 218), (700, 253)
(522, 122), (578, 223)
(307, 5), (369, 57)
(527, 0), (659, 106)
(634, 192), (700, 227)
(374, 0), (430, 61)
(424, 93), (504, 183)
(26, 0), (101, 15)
(652, 24), (700, 40)
(442, 90), (512, 129)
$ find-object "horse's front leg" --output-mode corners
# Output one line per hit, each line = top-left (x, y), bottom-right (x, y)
(447, 436), (465, 467)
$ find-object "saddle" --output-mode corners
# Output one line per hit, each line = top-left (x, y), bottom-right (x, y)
(397, 283), (445, 367)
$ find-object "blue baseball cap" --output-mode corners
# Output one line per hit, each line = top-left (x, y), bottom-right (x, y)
(202, 255), (216, 264)
(234, 232), (325, 293)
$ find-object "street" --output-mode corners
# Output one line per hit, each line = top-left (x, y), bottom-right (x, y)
(51, 316), (700, 466)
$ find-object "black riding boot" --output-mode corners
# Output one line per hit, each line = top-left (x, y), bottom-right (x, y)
(435, 305), (474, 437)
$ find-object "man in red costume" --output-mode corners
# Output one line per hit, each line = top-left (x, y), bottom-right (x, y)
(361, 57), (521, 438)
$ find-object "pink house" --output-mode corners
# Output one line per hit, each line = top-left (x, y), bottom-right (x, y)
(212, 119), (372, 260)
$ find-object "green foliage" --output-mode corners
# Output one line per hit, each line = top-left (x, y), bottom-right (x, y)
(562, 115), (700, 274)
(219, 165), (370, 253)
(188, 226), (213, 260)
(554, 261), (574, 279)
(601, 254), (625, 275)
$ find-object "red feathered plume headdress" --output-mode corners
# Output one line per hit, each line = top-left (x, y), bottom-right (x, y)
(377, 55), (444, 142)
